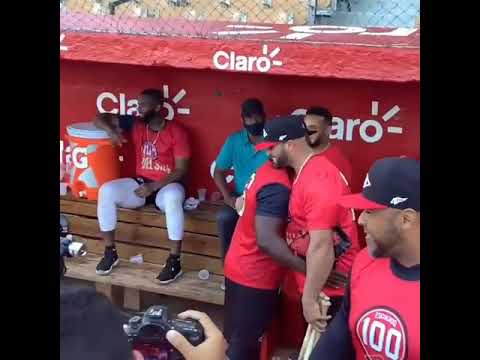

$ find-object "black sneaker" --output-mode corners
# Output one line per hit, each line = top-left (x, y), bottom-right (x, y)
(96, 247), (120, 275)
(156, 255), (183, 284)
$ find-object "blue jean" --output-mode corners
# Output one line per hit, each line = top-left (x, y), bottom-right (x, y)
(216, 204), (239, 259)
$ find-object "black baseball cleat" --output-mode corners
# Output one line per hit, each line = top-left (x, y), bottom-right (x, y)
(96, 246), (120, 275)
(156, 254), (183, 284)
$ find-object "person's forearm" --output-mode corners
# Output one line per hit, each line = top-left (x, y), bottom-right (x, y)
(152, 169), (188, 191)
(93, 113), (117, 133)
(259, 236), (306, 273)
(213, 169), (233, 199)
(303, 240), (334, 302)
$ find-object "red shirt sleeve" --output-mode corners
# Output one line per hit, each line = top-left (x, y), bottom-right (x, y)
(304, 177), (340, 230)
(171, 124), (191, 159)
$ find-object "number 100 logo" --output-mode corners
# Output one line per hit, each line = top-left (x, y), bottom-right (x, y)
(356, 308), (407, 360)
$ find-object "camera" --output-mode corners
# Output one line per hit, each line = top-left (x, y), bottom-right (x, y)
(124, 305), (205, 360)
(60, 214), (87, 278)
(60, 236), (87, 258)
(60, 214), (87, 258)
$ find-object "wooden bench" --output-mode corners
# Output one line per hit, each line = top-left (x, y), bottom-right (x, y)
(61, 194), (225, 310)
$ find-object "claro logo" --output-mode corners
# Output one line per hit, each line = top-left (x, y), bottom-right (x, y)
(293, 101), (403, 144)
(96, 85), (191, 120)
(213, 45), (283, 73)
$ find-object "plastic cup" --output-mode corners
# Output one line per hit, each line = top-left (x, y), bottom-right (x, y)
(198, 269), (210, 280)
(130, 254), (144, 264)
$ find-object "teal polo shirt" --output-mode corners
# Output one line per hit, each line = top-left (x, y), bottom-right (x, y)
(215, 129), (268, 196)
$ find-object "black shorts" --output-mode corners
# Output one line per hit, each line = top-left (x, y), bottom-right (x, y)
(132, 177), (160, 209)
(224, 278), (280, 360)
(132, 177), (186, 211)
(326, 296), (343, 320)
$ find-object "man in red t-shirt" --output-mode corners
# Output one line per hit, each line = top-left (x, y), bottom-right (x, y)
(303, 106), (352, 185)
(302, 106), (356, 302)
(311, 157), (420, 360)
(256, 115), (360, 336)
(93, 88), (191, 284)
(223, 152), (306, 360)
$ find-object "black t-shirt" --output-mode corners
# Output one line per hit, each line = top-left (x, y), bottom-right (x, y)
(256, 183), (290, 218)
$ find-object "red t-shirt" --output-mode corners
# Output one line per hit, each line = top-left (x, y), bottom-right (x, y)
(349, 249), (420, 360)
(132, 121), (191, 181)
(322, 144), (353, 187)
(286, 154), (359, 297)
(224, 162), (292, 290)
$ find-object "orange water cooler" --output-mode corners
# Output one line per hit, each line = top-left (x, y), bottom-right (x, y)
(66, 122), (121, 200)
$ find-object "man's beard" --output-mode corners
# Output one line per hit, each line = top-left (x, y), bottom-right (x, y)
(269, 156), (288, 169)
(305, 135), (323, 148)
(369, 231), (398, 259)
(269, 158), (281, 168)
(309, 138), (323, 148)
(371, 242), (388, 258)
(141, 110), (157, 123)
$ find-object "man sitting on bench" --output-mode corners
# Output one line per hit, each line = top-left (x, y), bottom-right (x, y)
(94, 88), (191, 284)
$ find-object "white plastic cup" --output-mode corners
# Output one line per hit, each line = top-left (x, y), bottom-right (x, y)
(130, 254), (144, 264)
(198, 269), (210, 280)
(198, 188), (207, 202)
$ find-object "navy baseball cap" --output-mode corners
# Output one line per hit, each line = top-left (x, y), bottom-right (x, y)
(255, 115), (307, 151)
(339, 157), (420, 211)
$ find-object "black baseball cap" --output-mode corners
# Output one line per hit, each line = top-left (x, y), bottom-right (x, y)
(255, 115), (307, 151)
(339, 157), (420, 211)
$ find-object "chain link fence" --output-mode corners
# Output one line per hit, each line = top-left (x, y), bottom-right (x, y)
(60, 0), (419, 43)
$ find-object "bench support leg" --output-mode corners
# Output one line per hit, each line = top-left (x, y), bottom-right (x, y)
(124, 288), (141, 311)
(95, 282), (124, 308)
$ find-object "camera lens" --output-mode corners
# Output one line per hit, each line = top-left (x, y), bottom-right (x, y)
(129, 316), (143, 329)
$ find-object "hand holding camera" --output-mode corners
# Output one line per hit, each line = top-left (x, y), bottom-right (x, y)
(126, 306), (227, 360)
(166, 310), (227, 360)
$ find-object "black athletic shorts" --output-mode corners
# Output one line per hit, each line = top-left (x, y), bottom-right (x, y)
(224, 277), (280, 360)
(132, 177), (185, 211)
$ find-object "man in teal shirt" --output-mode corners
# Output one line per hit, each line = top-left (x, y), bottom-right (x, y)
(214, 98), (268, 288)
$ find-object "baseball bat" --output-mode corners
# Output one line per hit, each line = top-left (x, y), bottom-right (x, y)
(298, 293), (331, 360)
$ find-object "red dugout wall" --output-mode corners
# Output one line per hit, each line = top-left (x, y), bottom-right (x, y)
(60, 20), (419, 195)
(60, 15), (419, 359)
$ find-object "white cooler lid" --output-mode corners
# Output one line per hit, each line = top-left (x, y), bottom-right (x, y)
(66, 122), (111, 140)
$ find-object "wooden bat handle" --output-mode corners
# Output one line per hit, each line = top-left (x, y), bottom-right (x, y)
(299, 294), (333, 359)
(298, 324), (313, 359)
